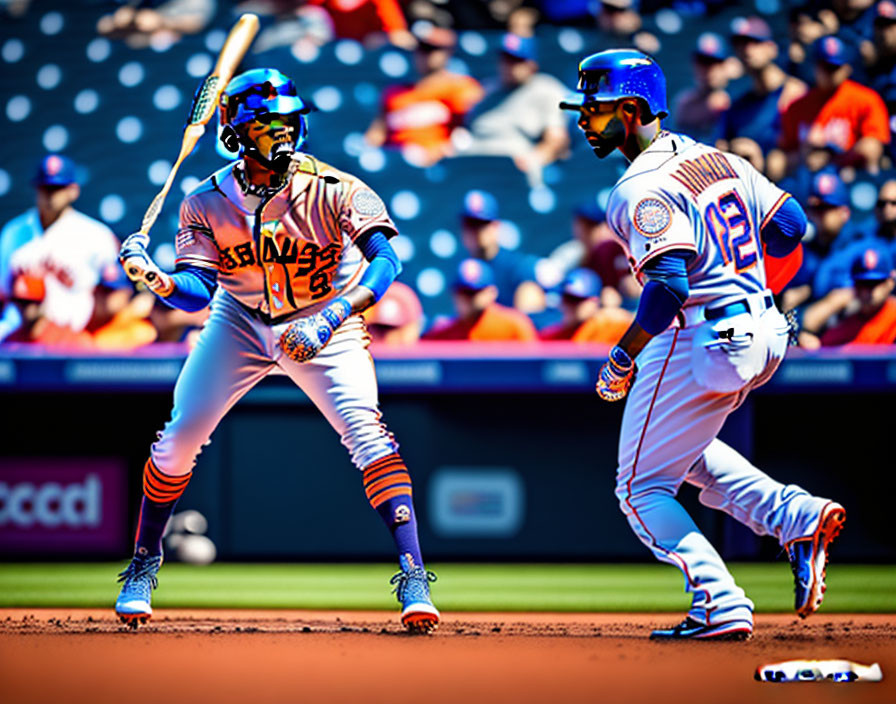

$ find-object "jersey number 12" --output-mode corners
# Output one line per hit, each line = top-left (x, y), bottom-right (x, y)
(704, 190), (759, 274)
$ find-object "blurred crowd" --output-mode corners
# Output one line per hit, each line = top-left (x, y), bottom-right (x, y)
(3, 0), (896, 350)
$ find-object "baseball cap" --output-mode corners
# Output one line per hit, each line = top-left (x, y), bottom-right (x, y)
(809, 171), (849, 207)
(574, 200), (607, 223)
(32, 154), (78, 187)
(500, 33), (537, 61)
(729, 16), (773, 42)
(461, 189), (499, 222)
(561, 268), (603, 299)
(412, 22), (456, 50)
(694, 32), (729, 62)
(813, 35), (852, 67)
(454, 258), (495, 291)
(875, 1), (896, 24)
(850, 244), (894, 282)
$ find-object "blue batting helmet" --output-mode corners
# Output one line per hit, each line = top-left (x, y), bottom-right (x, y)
(220, 68), (310, 127)
(219, 68), (310, 157)
(559, 49), (668, 119)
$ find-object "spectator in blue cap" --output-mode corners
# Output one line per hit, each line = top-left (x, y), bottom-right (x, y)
(457, 189), (545, 314)
(779, 34), (890, 174)
(672, 32), (736, 142)
(538, 267), (633, 342)
(0, 154), (125, 344)
(717, 16), (807, 177)
(422, 258), (538, 341)
(801, 242), (896, 346)
(452, 33), (571, 186)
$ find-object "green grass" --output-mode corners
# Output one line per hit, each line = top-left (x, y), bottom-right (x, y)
(0, 563), (893, 613)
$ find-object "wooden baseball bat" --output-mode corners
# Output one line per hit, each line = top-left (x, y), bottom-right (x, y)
(134, 13), (260, 245)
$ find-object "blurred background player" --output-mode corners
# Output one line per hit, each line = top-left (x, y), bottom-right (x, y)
(538, 267), (632, 342)
(671, 32), (735, 144)
(364, 23), (483, 166)
(0, 154), (125, 346)
(114, 68), (439, 633)
(778, 35), (890, 175)
(423, 258), (537, 341)
(560, 48), (845, 640)
(716, 16), (807, 180)
(457, 189), (545, 314)
(452, 32), (571, 186)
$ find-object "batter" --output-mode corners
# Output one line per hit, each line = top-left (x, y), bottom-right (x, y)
(114, 68), (438, 633)
(560, 50), (845, 640)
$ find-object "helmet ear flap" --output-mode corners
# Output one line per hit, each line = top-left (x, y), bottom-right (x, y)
(220, 125), (241, 153)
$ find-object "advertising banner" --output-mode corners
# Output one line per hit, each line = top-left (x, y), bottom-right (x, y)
(0, 458), (128, 556)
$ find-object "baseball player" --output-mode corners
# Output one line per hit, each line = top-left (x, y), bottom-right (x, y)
(560, 50), (845, 640)
(114, 68), (438, 633)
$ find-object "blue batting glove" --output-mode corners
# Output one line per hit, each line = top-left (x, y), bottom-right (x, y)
(596, 346), (637, 402)
(279, 297), (352, 362)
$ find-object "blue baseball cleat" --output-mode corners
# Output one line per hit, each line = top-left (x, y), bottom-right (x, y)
(115, 552), (162, 629)
(650, 616), (753, 641)
(788, 501), (846, 618)
(390, 554), (440, 634)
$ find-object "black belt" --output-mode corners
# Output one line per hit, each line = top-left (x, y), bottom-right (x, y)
(704, 294), (774, 321)
(240, 301), (295, 326)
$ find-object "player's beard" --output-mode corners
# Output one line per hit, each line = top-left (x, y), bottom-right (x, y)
(585, 116), (626, 159)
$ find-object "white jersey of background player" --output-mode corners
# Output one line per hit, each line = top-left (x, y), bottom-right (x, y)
(560, 50), (845, 640)
(114, 69), (438, 634)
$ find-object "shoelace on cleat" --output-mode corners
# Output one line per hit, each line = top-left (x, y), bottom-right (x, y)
(117, 555), (162, 598)
(390, 567), (437, 604)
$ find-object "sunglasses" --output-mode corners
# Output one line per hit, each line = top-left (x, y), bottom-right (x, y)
(876, 199), (896, 208)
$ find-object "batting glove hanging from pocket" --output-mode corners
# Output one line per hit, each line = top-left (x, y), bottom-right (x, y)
(279, 297), (352, 362)
(596, 346), (637, 402)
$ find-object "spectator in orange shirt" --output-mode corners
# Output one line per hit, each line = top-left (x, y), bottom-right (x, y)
(811, 243), (896, 345)
(778, 35), (890, 174)
(423, 259), (538, 341)
(365, 24), (484, 166)
(539, 268), (633, 343)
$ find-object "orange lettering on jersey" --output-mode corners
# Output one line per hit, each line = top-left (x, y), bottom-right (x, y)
(670, 153), (737, 199)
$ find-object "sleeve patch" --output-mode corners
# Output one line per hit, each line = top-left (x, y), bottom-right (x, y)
(352, 189), (386, 218)
(633, 197), (673, 238)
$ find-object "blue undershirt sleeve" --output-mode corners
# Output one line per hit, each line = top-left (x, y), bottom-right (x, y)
(762, 196), (807, 257)
(163, 265), (218, 312)
(356, 229), (402, 302)
(634, 251), (691, 336)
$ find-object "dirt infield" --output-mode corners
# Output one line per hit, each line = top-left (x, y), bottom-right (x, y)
(1, 609), (893, 704)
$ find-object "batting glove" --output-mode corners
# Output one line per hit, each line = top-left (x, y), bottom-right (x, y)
(279, 297), (352, 363)
(596, 346), (637, 402)
(119, 232), (174, 297)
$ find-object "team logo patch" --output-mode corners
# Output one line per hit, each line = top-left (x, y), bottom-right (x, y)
(352, 188), (385, 218)
(633, 197), (672, 237)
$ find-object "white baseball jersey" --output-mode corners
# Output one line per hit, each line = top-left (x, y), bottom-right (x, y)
(9, 208), (120, 330)
(606, 131), (790, 308)
(605, 131), (834, 629)
(174, 153), (397, 321)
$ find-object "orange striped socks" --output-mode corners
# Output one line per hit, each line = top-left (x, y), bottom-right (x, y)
(363, 453), (412, 510)
(143, 457), (192, 504)
(362, 453), (424, 568)
(134, 458), (192, 556)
